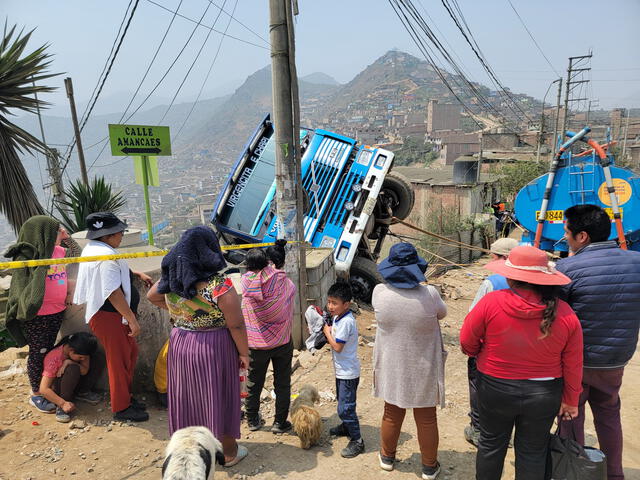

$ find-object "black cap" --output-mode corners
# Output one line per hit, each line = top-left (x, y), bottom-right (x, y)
(85, 212), (127, 240)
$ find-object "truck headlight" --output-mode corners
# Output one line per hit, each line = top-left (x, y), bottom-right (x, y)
(344, 201), (355, 211)
(336, 246), (349, 262)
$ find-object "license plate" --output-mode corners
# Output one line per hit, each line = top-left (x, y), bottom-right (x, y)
(535, 210), (564, 223)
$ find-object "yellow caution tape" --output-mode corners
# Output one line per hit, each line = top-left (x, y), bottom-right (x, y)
(0, 241), (299, 270)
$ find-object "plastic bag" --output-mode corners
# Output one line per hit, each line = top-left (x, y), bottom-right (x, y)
(548, 421), (606, 480)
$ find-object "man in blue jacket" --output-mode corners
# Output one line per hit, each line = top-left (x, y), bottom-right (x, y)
(556, 204), (640, 480)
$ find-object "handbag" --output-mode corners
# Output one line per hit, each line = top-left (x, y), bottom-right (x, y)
(548, 419), (607, 480)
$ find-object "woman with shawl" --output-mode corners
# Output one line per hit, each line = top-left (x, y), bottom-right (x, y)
(147, 226), (250, 467)
(3, 215), (78, 413)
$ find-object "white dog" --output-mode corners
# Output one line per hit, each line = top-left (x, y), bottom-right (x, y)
(162, 426), (225, 480)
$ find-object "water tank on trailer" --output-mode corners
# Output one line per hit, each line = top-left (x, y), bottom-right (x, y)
(514, 158), (640, 251)
(453, 157), (479, 185)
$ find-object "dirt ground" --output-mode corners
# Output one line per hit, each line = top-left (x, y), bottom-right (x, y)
(1, 259), (639, 480)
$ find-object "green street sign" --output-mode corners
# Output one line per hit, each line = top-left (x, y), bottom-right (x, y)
(108, 124), (171, 157)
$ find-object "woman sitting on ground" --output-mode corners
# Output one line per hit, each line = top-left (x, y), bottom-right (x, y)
(147, 226), (250, 467)
(372, 242), (447, 480)
(460, 246), (583, 480)
(241, 247), (296, 433)
(39, 332), (102, 423)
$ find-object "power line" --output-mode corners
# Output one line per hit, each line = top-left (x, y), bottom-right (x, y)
(203, 0), (268, 45)
(158, 0), (230, 124)
(505, 0), (560, 77)
(145, 0), (269, 50)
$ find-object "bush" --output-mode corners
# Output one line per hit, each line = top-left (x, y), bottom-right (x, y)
(496, 160), (547, 204)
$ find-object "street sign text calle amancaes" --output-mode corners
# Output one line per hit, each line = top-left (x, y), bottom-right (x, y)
(108, 124), (171, 156)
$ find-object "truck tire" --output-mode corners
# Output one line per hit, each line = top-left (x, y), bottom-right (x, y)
(381, 172), (415, 221)
(349, 256), (383, 304)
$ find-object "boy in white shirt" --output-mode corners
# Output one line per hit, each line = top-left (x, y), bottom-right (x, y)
(323, 282), (364, 458)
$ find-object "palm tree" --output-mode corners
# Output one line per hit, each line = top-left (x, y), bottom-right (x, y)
(56, 176), (126, 233)
(0, 23), (59, 233)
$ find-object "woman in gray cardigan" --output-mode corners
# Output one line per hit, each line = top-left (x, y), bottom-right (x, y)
(372, 242), (447, 480)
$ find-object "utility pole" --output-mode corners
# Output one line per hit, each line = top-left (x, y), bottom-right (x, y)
(551, 78), (563, 157)
(33, 81), (66, 205)
(537, 78), (561, 162)
(269, 0), (307, 348)
(621, 108), (631, 161)
(64, 77), (90, 186)
(562, 54), (592, 137)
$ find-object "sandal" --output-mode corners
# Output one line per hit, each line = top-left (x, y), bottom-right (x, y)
(224, 445), (248, 467)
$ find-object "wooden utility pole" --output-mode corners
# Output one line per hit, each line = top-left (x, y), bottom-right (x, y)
(621, 108), (631, 161)
(269, 0), (307, 348)
(64, 77), (90, 186)
(538, 78), (561, 163)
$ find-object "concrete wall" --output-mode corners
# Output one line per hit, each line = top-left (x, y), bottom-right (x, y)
(60, 254), (171, 393)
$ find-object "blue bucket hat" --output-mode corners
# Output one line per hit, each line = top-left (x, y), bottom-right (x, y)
(377, 242), (428, 289)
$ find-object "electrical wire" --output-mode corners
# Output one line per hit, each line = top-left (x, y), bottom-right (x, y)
(145, 0), (269, 50)
(203, 0), (268, 45)
(505, 0), (560, 77)
(158, 0), (230, 124)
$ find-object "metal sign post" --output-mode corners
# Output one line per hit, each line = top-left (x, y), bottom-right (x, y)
(108, 124), (171, 246)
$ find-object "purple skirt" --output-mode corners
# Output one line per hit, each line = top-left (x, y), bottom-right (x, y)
(167, 327), (241, 438)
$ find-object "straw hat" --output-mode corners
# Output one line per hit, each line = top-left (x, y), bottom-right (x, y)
(485, 246), (571, 286)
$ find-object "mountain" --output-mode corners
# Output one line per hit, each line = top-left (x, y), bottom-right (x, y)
(300, 72), (340, 86)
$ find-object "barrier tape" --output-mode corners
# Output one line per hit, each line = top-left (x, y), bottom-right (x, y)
(0, 241), (298, 270)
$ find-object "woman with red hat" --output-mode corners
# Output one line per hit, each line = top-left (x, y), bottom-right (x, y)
(460, 246), (583, 480)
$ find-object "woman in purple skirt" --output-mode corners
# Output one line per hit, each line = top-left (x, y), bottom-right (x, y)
(147, 226), (250, 467)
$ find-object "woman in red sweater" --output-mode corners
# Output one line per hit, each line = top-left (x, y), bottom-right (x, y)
(460, 246), (583, 480)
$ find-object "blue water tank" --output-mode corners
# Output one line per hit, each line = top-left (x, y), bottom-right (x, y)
(514, 156), (640, 251)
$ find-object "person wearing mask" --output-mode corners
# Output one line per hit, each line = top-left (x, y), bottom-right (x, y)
(74, 212), (152, 422)
(372, 242), (447, 480)
(465, 237), (518, 446)
(556, 204), (640, 480)
(461, 246), (583, 480)
(147, 226), (250, 467)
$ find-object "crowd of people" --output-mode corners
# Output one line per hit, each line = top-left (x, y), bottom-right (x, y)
(2, 203), (639, 479)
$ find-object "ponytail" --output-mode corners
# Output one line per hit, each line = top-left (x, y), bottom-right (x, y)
(52, 332), (98, 356)
(509, 281), (558, 338)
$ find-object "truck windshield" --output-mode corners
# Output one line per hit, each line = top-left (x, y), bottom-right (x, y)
(224, 135), (276, 234)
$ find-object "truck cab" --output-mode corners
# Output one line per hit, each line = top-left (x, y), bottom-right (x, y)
(211, 114), (414, 302)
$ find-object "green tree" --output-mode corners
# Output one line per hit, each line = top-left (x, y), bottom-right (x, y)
(497, 160), (548, 204)
(0, 24), (59, 233)
(394, 137), (438, 166)
(55, 177), (126, 233)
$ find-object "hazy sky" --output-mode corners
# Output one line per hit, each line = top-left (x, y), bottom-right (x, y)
(4, 0), (640, 116)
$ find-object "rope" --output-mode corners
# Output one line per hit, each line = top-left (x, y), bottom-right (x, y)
(392, 217), (492, 254)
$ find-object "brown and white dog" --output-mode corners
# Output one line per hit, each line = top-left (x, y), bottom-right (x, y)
(290, 384), (322, 449)
(162, 426), (225, 480)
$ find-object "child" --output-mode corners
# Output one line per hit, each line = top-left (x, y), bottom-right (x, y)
(265, 239), (287, 270)
(322, 281), (364, 458)
(3, 216), (77, 414)
(39, 332), (101, 423)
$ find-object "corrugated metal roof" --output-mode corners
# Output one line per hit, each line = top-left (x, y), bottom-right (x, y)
(394, 165), (501, 185)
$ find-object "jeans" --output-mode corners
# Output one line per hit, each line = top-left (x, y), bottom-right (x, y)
(558, 367), (625, 480)
(336, 377), (361, 441)
(467, 356), (480, 429)
(246, 340), (293, 424)
(476, 372), (562, 480)
(380, 401), (438, 467)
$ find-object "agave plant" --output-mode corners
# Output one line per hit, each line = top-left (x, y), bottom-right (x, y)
(55, 176), (126, 233)
(0, 23), (59, 233)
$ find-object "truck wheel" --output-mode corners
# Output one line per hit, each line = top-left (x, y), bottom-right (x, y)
(349, 256), (383, 304)
(381, 172), (415, 221)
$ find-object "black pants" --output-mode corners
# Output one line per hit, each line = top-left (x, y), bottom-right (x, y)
(476, 372), (562, 480)
(24, 312), (64, 393)
(467, 356), (479, 429)
(52, 353), (105, 401)
(246, 340), (293, 424)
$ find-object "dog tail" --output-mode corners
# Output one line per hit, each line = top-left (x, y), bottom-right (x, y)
(291, 405), (322, 450)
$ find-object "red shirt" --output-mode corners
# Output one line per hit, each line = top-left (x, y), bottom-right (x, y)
(461, 288), (583, 406)
(42, 346), (66, 378)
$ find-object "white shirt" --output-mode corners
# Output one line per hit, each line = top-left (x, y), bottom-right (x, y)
(73, 240), (131, 323)
(331, 311), (361, 380)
